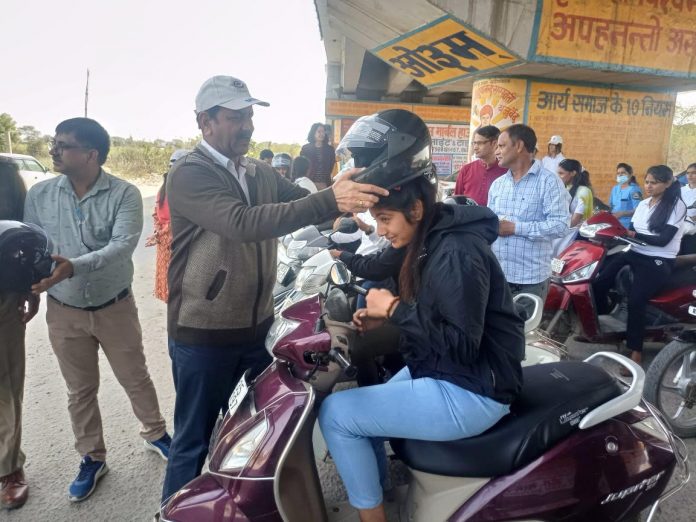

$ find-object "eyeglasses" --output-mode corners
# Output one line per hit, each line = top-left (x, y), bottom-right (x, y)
(48, 139), (91, 154)
(472, 139), (493, 146)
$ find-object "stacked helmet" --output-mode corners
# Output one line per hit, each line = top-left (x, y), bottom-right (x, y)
(328, 217), (362, 254)
(335, 109), (435, 189)
(0, 221), (53, 293)
(271, 153), (292, 169)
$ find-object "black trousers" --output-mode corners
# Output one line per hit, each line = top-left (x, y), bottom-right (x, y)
(350, 323), (402, 387)
(592, 250), (674, 351)
(162, 338), (272, 501)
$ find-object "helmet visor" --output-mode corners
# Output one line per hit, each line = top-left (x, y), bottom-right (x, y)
(335, 114), (397, 160)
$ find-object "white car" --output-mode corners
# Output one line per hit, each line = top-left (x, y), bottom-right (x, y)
(0, 153), (55, 189)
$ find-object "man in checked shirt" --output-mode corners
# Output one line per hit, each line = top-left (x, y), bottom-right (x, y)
(487, 124), (570, 300)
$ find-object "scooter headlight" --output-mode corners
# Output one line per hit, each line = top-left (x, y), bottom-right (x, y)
(265, 316), (300, 354)
(295, 267), (327, 295)
(562, 261), (598, 283)
(579, 222), (610, 238)
(286, 240), (307, 259)
(219, 419), (268, 472)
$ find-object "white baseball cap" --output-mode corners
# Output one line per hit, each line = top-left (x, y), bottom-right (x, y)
(548, 135), (563, 145)
(195, 75), (269, 113)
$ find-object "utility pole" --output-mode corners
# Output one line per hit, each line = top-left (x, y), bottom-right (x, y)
(84, 69), (90, 117)
(6, 131), (12, 153)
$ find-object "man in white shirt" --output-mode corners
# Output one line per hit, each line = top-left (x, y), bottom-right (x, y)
(541, 135), (565, 174)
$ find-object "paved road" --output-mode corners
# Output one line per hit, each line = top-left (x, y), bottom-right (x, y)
(7, 194), (696, 521)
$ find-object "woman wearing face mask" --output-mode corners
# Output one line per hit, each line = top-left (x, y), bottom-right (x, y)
(319, 110), (524, 522)
(592, 165), (686, 365)
(609, 162), (642, 228)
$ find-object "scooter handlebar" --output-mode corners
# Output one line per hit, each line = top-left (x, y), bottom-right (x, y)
(614, 235), (648, 247)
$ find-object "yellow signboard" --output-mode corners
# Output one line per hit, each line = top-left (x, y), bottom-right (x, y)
(373, 15), (519, 87)
(325, 99), (470, 123)
(535, 0), (696, 75)
(527, 81), (675, 199)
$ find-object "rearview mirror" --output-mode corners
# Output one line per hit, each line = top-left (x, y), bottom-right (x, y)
(329, 261), (351, 286)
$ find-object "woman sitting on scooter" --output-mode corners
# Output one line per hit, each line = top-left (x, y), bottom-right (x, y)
(593, 165), (687, 365)
(558, 158), (593, 228)
(319, 109), (525, 522)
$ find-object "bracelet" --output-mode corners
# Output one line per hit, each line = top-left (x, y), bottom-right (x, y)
(387, 297), (401, 318)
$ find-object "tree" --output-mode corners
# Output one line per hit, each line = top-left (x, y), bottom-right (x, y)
(18, 125), (49, 157)
(668, 104), (696, 172)
(0, 113), (19, 152)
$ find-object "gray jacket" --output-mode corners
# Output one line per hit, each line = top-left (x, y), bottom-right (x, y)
(167, 145), (338, 346)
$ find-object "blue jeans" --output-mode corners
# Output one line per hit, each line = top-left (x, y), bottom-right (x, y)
(161, 339), (272, 502)
(318, 367), (509, 509)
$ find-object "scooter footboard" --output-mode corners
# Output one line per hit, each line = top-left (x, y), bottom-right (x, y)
(449, 419), (676, 522)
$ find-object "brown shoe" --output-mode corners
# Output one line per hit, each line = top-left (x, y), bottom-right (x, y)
(1, 469), (28, 510)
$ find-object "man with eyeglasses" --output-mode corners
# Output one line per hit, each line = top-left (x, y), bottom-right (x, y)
(454, 125), (505, 206)
(23, 118), (171, 503)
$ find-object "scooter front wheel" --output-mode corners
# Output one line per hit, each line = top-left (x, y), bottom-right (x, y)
(644, 339), (696, 438)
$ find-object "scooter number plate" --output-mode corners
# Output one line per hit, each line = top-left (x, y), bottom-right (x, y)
(689, 305), (696, 317)
(551, 258), (565, 274)
(228, 372), (249, 418)
(277, 263), (290, 285)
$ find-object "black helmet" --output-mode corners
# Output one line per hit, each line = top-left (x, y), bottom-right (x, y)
(0, 221), (53, 293)
(328, 217), (362, 254)
(336, 109), (435, 189)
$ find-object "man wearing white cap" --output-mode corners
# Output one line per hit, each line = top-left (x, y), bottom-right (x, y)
(541, 135), (565, 174)
(161, 75), (387, 501)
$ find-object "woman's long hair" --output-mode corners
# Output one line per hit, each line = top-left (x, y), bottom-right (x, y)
(372, 176), (438, 302)
(306, 122), (328, 145)
(0, 157), (27, 221)
(646, 165), (684, 233)
(559, 158), (592, 200)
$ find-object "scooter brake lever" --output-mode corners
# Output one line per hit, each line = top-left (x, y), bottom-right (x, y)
(314, 316), (326, 333)
(351, 284), (368, 296)
(329, 347), (357, 379)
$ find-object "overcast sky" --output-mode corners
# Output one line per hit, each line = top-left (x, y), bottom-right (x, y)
(1, 0), (327, 143)
(2, 1), (695, 144)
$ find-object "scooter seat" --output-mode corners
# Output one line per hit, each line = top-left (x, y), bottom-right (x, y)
(390, 361), (621, 478)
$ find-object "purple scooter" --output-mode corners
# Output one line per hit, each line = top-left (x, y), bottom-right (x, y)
(159, 262), (689, 522)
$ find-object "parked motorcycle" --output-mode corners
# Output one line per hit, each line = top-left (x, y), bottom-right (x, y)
(158, 262), (687, 522)
(543, 211), (696, 344)
(645, 288), (696, 437)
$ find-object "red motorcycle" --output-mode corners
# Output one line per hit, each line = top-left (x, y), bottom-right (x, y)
(543, 212), (696, 345)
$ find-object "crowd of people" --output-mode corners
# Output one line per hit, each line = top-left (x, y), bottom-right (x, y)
(453, 124), (696, 370)
(0, 71), (694, 522)
(255, 121), (337, 189)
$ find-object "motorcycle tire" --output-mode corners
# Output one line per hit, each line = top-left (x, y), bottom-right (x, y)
(644, 339), (696, 438)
